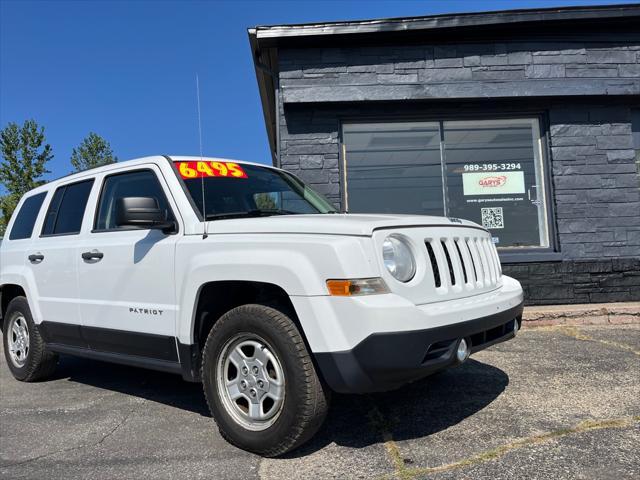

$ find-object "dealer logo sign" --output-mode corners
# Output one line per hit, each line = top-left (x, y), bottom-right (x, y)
(462, 171), (525, 196)
(478, 175), (508, 188)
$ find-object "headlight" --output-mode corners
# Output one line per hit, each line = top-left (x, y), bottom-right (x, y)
(382, 234), (416, 282)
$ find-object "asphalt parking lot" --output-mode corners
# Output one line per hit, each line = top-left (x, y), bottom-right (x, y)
(1, 324), (638, 480)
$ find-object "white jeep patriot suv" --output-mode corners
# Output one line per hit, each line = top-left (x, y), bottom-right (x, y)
(0, 156), (523, 456)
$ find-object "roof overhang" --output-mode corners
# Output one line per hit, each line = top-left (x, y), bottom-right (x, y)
(252, 4), (639, 43)
(247, 4), (640, 165)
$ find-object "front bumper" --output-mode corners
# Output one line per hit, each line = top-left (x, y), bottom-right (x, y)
(290, 275), (524, 394)
(314, 301), (523, 393)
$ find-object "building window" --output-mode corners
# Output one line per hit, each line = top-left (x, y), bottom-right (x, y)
(343, 122), (443, 216)
(343, 118), (551, 250)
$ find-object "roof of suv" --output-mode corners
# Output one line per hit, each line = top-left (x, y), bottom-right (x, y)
(26, 155), (279, 195)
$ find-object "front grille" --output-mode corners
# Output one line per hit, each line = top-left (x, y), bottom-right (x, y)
(424, 234), (501, 292)
(441, 240), (456, 286)
(425, 241), (441, 288)
(464, 239), (479, 282)
(454, 240), (468, 284)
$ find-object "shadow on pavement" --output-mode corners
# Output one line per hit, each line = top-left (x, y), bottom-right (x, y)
(51, 354), (212, 417)
(286, 358), (509, 457)
(51, 354), (508, 455)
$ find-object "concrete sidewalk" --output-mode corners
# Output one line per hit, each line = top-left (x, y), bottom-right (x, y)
(523, 301), (640, 327)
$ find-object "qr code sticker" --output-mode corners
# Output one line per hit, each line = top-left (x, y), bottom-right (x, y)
(481, 207), (504, 229)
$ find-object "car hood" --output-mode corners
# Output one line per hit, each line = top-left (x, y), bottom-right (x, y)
(205, 213), (483, 236)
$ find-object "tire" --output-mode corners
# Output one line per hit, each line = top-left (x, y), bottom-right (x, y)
(2, 296), (58, 382)
(201, 304), (329, 457)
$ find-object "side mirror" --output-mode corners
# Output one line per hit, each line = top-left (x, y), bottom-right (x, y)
(115, 197), (176, 233)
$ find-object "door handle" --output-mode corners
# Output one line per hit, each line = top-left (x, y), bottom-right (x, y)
(81, 250), (104, 261)
(28, 253), (44, 263)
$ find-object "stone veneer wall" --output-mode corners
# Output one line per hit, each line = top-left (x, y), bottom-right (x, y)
(275, 39), (640, 305)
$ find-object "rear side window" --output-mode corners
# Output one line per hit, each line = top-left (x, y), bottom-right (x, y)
(41, 180), (94, 236)
(95, 170), (174, 231)
(8, 192), (47, 240)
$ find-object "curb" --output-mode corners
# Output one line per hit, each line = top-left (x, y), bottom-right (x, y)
(522, 302), (640, 328)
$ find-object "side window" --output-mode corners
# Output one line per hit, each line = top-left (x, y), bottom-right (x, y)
(42, 180), (94, 236)
(8, 192), (47, 240)
(95, 170), (175, 231)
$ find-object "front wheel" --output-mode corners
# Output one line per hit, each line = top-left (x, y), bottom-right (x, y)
(201, 304), (329, 457)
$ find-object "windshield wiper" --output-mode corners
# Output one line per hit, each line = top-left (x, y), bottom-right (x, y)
(253, 209), (298, 215)
(205, 209), (299, 220)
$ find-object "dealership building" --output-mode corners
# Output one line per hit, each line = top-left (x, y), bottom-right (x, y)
(248, 4), (640, 305)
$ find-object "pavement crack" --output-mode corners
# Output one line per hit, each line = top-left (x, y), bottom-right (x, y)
(96, 401), (139, 446)
(394, 416), (639, 479)
(367, 398), (412, 480)
(1, 399), (145, 469)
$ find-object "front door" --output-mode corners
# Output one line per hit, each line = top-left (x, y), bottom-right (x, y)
(76, 167), (180, 362)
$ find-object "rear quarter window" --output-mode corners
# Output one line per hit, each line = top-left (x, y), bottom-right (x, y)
(8, 192), (47, 240)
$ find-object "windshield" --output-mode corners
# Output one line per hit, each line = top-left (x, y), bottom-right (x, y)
(174, 160), (337, 220)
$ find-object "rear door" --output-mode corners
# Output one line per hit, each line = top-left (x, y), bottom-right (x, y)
(1, 191), (48, 319)
(28, 179), (95, 345)
(75, 166), (181, 362)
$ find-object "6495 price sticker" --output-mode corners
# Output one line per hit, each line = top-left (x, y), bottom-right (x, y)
(175, 161), (248, 179)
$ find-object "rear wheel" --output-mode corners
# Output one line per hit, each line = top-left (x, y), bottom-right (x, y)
(2, 296), (58, 381)
(201, 304), (329, 457)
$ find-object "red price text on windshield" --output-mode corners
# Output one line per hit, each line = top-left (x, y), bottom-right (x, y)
(175, 161), (248, 179)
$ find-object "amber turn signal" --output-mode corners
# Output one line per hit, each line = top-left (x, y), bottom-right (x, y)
(326, 278), (389, 296)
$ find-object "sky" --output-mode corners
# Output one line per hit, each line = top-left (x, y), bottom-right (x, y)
(0, 0), (630, 186)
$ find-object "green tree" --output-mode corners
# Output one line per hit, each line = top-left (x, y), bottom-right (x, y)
(70, 132), (117, 172)
(0, 194), (20, 236)
(0, 120), (53, 235)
